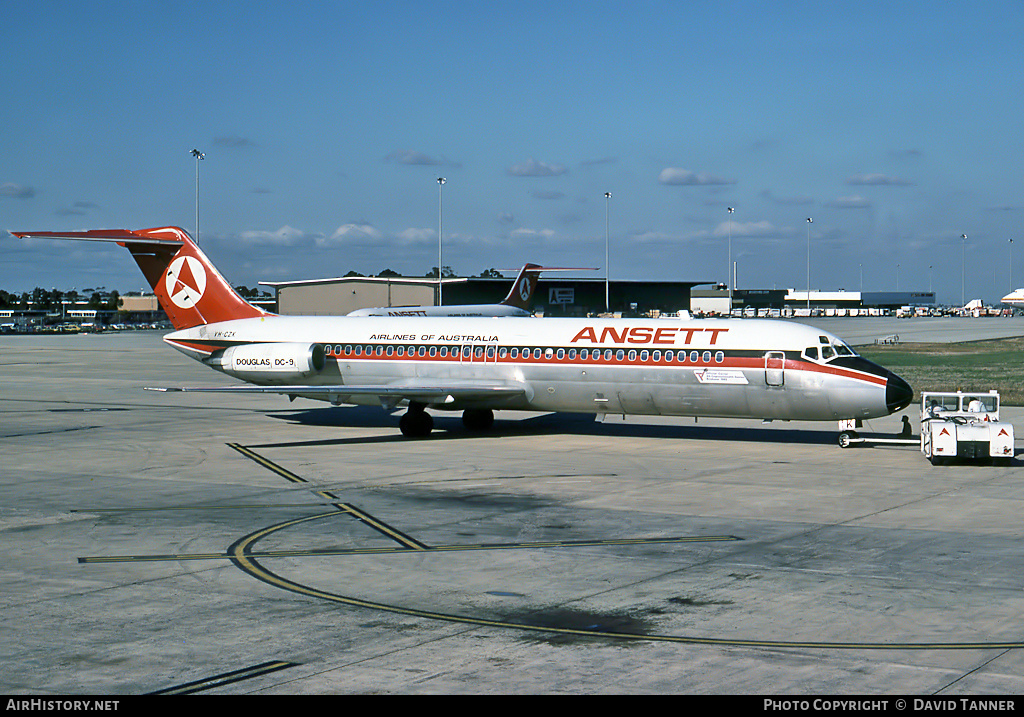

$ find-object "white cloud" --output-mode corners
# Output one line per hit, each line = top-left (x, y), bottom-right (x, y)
(846, 173), (912, 186)
(238, 225), (309, 246)
(317, 223), (383, 247)
(507, 159), (567, 177)
(711, 220), (786, 237)
(396, 227), (436, 244)
(658, 168), (735, 186)
(384, 150), (460, 167)
(509, 227), (555, 239)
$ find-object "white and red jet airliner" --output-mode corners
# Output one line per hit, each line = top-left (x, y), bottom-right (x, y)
(11, 226), (913, 437)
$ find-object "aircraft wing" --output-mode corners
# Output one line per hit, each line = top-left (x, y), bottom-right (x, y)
(146, 378), (529, 409)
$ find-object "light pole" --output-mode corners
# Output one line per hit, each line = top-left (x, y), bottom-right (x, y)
(806, 218), (812, 312)
(961, 234), (967, 307)
(190, 149), (204, 243)
(437, 177), (446, 306)
(605, 192), (612, 313)
(727, 207), (734, 308)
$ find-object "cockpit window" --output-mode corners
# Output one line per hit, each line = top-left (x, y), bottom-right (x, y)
(804, 340), (858, 363)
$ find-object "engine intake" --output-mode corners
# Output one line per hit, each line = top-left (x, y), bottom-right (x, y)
(210, 343), (325, 384)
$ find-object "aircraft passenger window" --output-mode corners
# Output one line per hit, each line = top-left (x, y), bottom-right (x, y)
(430, 347), (437, 357)
(487, 347), (495, 358)
(616, 350), (625, 361)
(419, 347), (427, 357)
(579, 348), (588, 360)
(665, 350), (674, 362)
(604, 349), (613, 361)
(544, 348), (554, 359)
(499, 348), (507, 359)
(689, 351), (699, 363)
(386, 346), (394, 356)
(568, 349), (576, 360)
(395, 346), (404, 356)
(715, 351), (724, 363)
(475, 347), (484, 358)
(354, 346), (362, 356)
(452, 347), (460, 357)
(628, 350), (637, 361)
(440, 346), (448, 357)
(641, 350), (650, 362)
(557, 348), (565, 360)
(345, 345), (352, 355)
(365, 345), (373, 355)
(652, 350), (660, 362)
(534, 348), (542, 359)
(510, 348), (518, 359)
(702, 351), (712, 363)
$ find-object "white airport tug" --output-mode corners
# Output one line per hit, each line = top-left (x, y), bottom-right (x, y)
(920, 390), (1014, 465)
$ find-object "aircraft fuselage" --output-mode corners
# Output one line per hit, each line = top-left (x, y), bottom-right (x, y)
(167, 315), (910, 422)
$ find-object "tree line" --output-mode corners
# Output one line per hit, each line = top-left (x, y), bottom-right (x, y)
(0, 287), (120, 311)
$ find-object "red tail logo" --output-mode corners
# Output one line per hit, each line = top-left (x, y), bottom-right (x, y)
(166, 255), (208, 309)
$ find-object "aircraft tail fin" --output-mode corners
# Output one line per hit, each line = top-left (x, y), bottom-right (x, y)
(9, 226), (269, 330)
(500, 263), (543, 310)
(499, 264), (600, 310)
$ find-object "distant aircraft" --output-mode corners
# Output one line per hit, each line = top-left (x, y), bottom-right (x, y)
(1001, 288), (1024, 306)
(347, 263), (564, 317)
(10, 226), (913, 437)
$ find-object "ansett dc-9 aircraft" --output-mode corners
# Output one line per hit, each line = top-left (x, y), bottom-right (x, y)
(11, 226), (914, 438)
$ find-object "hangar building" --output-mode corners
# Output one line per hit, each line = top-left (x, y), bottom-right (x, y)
(260, 275), (711, 317)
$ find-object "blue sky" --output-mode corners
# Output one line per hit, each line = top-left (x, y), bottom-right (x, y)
(3, 0), (1022, 304)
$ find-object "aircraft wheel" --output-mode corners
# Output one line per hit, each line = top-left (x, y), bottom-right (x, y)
(838, 431), (857, 448)
(400, 410), (433, 438)
(462, 408), (494, 431)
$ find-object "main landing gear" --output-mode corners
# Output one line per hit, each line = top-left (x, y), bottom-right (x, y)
(399, 402), (433, 438)
(461, 408), (494, 431)
(398, 405), (496, 438)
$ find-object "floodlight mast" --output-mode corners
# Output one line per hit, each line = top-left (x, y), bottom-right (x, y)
(437, 177), (446, 306)
(604, 192), (612, 313)
(190, 149), (204, 244)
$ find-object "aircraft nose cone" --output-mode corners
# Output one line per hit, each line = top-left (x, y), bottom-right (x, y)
(886, 372), (913, 413)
